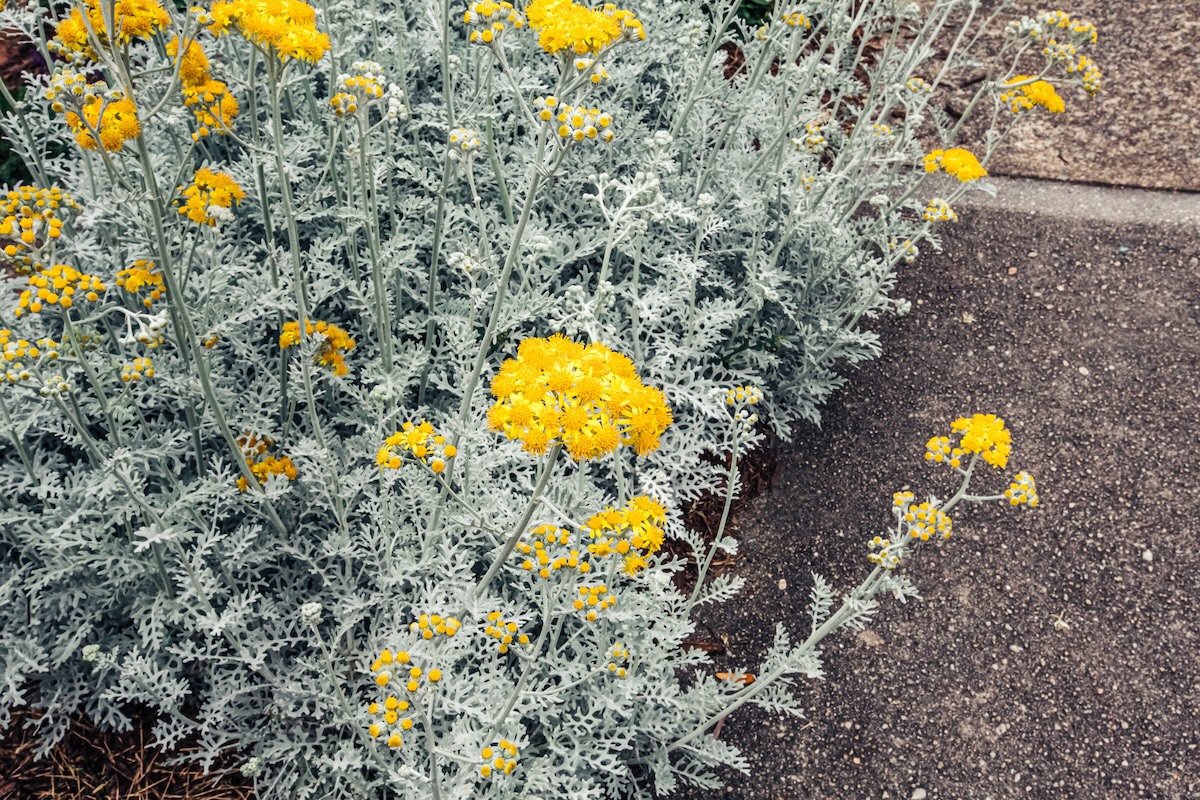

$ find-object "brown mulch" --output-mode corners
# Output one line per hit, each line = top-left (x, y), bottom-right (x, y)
(0, 709), (252, 800)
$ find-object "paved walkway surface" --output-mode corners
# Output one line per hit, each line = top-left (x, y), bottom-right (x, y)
(957, 0), (1200, 191)
(691, 177), (1200, 799)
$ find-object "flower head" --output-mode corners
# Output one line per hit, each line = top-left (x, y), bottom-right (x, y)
(524, 0), (643, 56)
(999, 76), (1066, 113)
(14, 264), (106, 317)
(950, 413), (1012, 469)
(177, 168), (246, 226)
(279, 319), (356, 376)
(200, 0), (330, 64)
(922, 148), (987, 182)
(487, 335), (672, 460)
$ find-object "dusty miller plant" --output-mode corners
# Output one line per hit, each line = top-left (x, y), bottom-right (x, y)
(0, 0), (1094, 795)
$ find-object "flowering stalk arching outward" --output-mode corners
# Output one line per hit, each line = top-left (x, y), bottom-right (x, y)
(486, 335), (672, 460)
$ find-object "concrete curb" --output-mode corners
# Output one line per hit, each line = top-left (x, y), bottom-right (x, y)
(964, 176), (1200, 227)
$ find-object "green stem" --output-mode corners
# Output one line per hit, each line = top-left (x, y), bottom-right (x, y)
(472, 444), (562, 600)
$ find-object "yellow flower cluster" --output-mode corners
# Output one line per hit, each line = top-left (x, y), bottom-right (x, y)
(607, 642), (629, 677)
(166, 37), (240, 140)
(1038, 10), (1098, 44)
(533, 97), (615, 143)
(200, 0), (330, 64)
(462, 0), (524, 45)
(572, 57), (609, 84)
(408, 613), (462, 640)
(867, 535), (898, 570)
(870, 123), (893, 138)
(487, 335), (673, 460)
(517, 523), (590, 577)
(782, 11), (811, 29)
(51, 0), (171, 57)
(585, 495), (666, 576)
(62, 90), (141, 152)
(279, 319), (355, 375)
(923, 148), (987, 182)
(1005, 471), (1039, 508)
(370, 649), (443, 695)
(1, 331), (58, 385)
(377, 421), (458, 472)
(235, 432), (298, 491)
(524, 0), (643, 56)
(367, 693), (414, 749)
(951, 413), (1012, 469)
(15, 264), (105, 318)
(572, 584), (616, 622)
(923, 198), (957, 222)
(902, 500), (952, 541)
(1000, 77), (1065, 113)
(484, 611), (530, 654)
(1, 187), (77, 275)
(176, 168), (246, 226)
(479, 740), (518, 778)
(116, 260), (165, 308)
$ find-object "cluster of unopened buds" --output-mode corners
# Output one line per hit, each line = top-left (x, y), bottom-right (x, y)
(120, 356), (154, 383)
(449, 127), (483, 154)
(483, 611), (530, 653)
(890, 238), (919, 264)
(572, 57), (608, 83)
(795, 121), (826, 154)
(905, 76), (933, 95)
(533, 97), (615, 143)
(1006, 471), (1039, 507)
(119, 311), (169, 349)
(1, 330), (58, 385)
(39, 375), (71, 397)
(867, 535), (899, 570)
(901, 499), (953, 541)
(869, 123), (893, 138)
(478, 740), (519, 778)
(572, 584), (616, 622)
(518, 523), (590, 577)
(606, 642), (630, 677)
(462, 0), (524, 45)
(408, 613), (462, 640)
(330, 62), (387, 116)
(370, 649), (444, 695)
(923, 198), (957, 222)
(723, 385), (762, 434)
